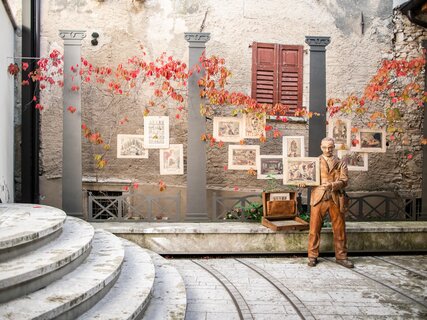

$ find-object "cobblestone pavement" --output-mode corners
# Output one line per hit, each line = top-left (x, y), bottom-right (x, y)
(170, 255), (427, 320)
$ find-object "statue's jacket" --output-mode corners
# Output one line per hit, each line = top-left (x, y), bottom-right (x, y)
(310, 155), (349, 207)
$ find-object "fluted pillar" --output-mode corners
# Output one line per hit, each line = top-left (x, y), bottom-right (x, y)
(305, 36), (331, 157)
(184, 32), (210, 221)
(59, 30), (86, 216)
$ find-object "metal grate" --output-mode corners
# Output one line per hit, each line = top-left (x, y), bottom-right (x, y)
(88, 190), (181, 222)
(212, 192), (262, 221)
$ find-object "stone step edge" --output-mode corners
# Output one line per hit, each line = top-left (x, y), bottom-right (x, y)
(0, 218), (94, 303)
(142, 250), (187, 320)
(78, 238), (156, 320)
(0, 204), (66, 250)
(0, 229), (125, 320)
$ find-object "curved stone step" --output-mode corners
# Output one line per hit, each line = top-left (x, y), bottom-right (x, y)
(142, 250), (187, 320)
(78, 239), (156, 320)
(0, 217), (94, 303)
(0, 204), (66, 261)
(0, 229), (124, 320)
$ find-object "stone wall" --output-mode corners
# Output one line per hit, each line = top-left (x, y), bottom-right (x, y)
(33, 0), (425, 209)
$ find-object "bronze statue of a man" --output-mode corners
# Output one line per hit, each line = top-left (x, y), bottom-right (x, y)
(302, 137), (353, 268)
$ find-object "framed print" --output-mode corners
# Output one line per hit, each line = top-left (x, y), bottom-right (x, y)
(337, 150), (368, 171)
(356, 129), (386, 153)
(283, 136), (305, 158)
(117, 134), (148, 159)
(160, 144), (184, 175)
(257, 155), (283, 179)
(228, 145), (260, 170)
(328, 118), (351, 149)
(243, 113), (266, 139)
(283, 157), (320, 186)
(143, 116), (170, 149)
(269, 193), (290, 201)
(213, 117), (242, 142)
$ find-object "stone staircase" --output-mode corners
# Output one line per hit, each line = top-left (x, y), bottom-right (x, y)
(0, 204), (186, 320)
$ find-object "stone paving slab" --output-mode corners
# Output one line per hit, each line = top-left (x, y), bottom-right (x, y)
(169, 255), (427, 320)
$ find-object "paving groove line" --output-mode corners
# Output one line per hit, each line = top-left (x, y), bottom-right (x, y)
(322, 257), (427, 310)
(191, 260), (254, 320)
(235, 258), (315, 320)
(373, 256), (427, 278)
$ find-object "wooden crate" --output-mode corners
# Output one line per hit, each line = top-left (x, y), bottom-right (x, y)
(261, 192), (309, 231)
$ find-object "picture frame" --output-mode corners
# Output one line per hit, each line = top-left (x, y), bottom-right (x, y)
(356, 128), (386, 153)
(160, 144), (184, 175)
(213, 117), (243, 142)
(337, 150), (368, 171)
(328, 118), (351, 149)
(143, 116), (170, 149)
(243, 112), (266, 139)
(228, 145), (260, 170)
(283, 157), (320, 186)
(283, 136), (305, 158)
(116, 134), (148, 159)
(257, 155), (283, 179)
(269, 193), (290, 201)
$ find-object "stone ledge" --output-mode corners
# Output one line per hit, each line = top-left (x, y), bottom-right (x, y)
(92, 221), (427, 234)
(92, 221), (427, 255)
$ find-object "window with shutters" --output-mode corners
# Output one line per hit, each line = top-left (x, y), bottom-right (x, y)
(251, 42), (303, 116)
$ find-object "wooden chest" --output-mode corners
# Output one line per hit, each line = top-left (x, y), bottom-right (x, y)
(261, 192), (309, 231)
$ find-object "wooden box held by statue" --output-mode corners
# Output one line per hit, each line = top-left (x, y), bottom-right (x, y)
(261, 192), (309, 231)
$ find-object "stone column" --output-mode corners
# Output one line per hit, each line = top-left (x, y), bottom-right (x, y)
(421, 40), (427, 220)
(59, 30), (86, 216)
(305, 36), (331, 157)
(184, 32), (210, 221)
(305, 36), (330, 213)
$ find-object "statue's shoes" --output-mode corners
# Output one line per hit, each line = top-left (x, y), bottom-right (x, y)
(336, 259), (354, 268)
(307, 257), (317, 267)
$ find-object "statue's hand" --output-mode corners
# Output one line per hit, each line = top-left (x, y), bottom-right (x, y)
(322, 182), (333, 190)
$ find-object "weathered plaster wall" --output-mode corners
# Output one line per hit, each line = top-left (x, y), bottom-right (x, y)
(38, 0), (418, 208)
(0, 2), (15, 203)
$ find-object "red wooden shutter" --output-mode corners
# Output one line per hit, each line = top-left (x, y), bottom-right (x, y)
(251, 42), (278, 106)
(278, 45), (303, 115)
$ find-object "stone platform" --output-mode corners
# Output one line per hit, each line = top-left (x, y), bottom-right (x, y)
(92, 221), (427, 255)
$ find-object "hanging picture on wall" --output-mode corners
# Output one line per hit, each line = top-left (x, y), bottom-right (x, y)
(243, 113), (266, 139)
(160, 144), (184, 175)
(228, 145), (260, 170)
(213, 117), (242, 142)
(283, 157), (320, 186)
(337, 150), (368, 171)
(283, 136), (305, 158)
(257, 155), (283, 179)
(328, 118), (351, 149)
(117, 134), (148, 159)
(356, 128), (386, 153)
(143, 116), (170, 149)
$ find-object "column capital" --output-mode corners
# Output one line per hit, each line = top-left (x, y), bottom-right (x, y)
(59, 30), (87, 45)
(184, 32), (210, 48)
(305, 36), (331, 51)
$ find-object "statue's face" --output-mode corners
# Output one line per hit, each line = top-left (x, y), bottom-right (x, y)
(321, 140), (334, 157)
